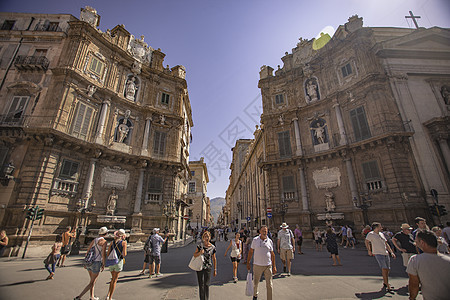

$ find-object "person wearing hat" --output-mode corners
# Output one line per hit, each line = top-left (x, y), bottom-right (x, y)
(74, 227), (108, 300)
(392, 223), (417, 268)
(106, 229), (127, 300)
(277, 222), (295, 276)
(141, 228), (168, 278)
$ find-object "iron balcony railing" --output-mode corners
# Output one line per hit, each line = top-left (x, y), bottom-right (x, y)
(14, 55), (49, 70)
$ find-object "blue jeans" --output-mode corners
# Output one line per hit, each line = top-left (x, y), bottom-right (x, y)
(45, 254), (60, 274)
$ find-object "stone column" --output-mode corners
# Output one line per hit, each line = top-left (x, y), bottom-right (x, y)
(133, 168), (145, 213)
(292, 118), (303, 156)
(95, 100), (110, 144)
(344, 157), (359, 201)
(141, 117), (152, 156)
(299, 166), (309, 211)
(438, 138), (450, 172)
(82, 158), (97, 208)
(333, 102), (348, 145)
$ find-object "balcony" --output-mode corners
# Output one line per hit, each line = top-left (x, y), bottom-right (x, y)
(14, 55), (49, 71)
(0, 114), (26, 126)
(51, 178), (79, 197)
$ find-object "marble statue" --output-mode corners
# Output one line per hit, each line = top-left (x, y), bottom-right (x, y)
(87, 85), (97, 97)
(312, 124), (326, 144)
(324, 190), (336, 212)
(125, 76), (138, 100)
(106, 188), (118, 215)
(306, 79), (319, 102)
(117, 110), (131, 143)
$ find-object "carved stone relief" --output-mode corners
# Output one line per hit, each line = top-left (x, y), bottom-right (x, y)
(312, 167), (341, 189)
(101, 166), (130, 190)
(305, 77), (320, 103)
(127, 35), (153, 64)
(80, 6), (99, 28)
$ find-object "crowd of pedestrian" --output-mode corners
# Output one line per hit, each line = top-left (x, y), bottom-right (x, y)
(1, 216), (449, 300)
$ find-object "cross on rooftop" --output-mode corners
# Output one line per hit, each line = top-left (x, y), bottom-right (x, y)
(405, 10), (421, 29)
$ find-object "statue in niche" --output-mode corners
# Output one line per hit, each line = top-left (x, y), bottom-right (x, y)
(441, 85), (450, 105)
(117, 110), (131, 143)
(324, 190), (335, 212)
(278, 115), (284, 126)
(106, 188), (118, 215)
(310, 118), (328, 145)
(87, 85), (97, 97)
(305, 78), (320, 102)
(125, 76), (138, 101)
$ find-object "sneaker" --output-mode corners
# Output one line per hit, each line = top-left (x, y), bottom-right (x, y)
(233, 277), (237, 283)
(253, 297), (258, 300)
(287, 272), (291, 276)
(74, 297), (81, 300)
(90, 297), (99, 300)
(156, 273), (163, 277)
(149, 273), (156, 278)
(139, 270), (146, 275)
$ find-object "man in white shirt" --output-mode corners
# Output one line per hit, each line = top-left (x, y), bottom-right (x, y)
(277, 222), (295, 276)
(407, 229), (450, 300)
(442, 221), (450, 244)
(365, 222), (396, 291)
(247, 225), (277, 300)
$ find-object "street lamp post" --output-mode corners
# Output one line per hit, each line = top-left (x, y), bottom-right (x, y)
(71, 197), (96, 255)
(353, 193), (372, 225)
(196, 214), (200, 230)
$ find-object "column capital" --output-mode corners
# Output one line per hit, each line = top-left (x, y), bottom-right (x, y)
(292, 117), (299, 122)
(103, 99), (111, 106)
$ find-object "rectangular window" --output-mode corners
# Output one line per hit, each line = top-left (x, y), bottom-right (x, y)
(341, 63), (352, 77)
(350, 106), (371, 141)
(47, 22), (59, 31)
(72, 102), (94, 140)
(161, 93), (170, 105)
(275, 94), (284, 104)
(5, 96), (29, 123)
(59, 159), (79, 180)
(189, 182), (196, 193)
(147, 176), (163, 202)
(282, 176), (295, 200)
(153, 131), (167, 155)
(277, 131), (292, 158)
(1, 20), (15, 30)
(0, 146), (8, 176)
(362, 161), (383, 191)
(191, 170), (195, 177)
(33, 49), (47, 57)
(89, 56), (104, 76)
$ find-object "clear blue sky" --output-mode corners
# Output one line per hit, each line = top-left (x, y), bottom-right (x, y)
(2, 0), (450, 198)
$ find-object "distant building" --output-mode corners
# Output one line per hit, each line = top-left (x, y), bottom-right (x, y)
(0, 7), (194, 256)
(226, 15), (450, 233)
(188, 157), (209, 229)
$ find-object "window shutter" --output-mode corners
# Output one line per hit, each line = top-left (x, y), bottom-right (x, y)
(153, 131), (161, 154)
(350, 107), (371, 141)
(362, 161), (381, 180)
(73, 103), (86, 136)
(278, 131), (292, 157)
(80, 106), (93, 139)
(282, 176), (294, 191)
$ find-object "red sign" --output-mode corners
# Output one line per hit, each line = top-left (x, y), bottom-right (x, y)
(266, 207), (272, 213)
(183, 215), (189, 220)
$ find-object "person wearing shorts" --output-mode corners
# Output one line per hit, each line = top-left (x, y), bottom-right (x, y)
(277, 222), (295, 276)
(106, 229), (127, 300)
(294, 225), (303, 254)
(365, 222), (396, 291)
(74, 226), (108, 300)
(224, 232), (242, 282)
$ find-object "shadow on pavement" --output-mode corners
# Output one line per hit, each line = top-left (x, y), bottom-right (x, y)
(0, 279), (47, 287)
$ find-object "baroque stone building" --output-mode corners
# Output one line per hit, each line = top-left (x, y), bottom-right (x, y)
(226, 16), (450, 234)
(0, 7), (194, 255)
(188, 157), (210, 229)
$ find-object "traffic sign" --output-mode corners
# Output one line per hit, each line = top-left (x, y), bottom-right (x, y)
(183, 215), (189, 220)
(246, 217), (251, 221)
(267, 212), (272, 218)
(267, 207), (272, 213)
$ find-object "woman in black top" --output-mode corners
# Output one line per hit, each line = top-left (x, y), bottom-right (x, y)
(193, 231), (217, 300)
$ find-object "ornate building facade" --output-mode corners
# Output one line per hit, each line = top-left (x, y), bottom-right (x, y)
(0, 7), (194, 255)
(188, 158), (210, 229)
(226, 16), (450, 234)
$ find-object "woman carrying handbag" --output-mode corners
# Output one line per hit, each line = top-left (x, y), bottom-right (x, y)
(74, 227), (108, 300)
(106, 229), (127, 300)
(193, 231), (216, 300)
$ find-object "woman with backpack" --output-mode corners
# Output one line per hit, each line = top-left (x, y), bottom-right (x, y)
(105, 229), (127, 300)
(74, 226), (108, 300)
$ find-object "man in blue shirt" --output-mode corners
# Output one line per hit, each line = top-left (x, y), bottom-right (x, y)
(145, 228), (168, 278)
